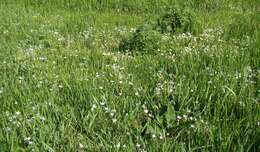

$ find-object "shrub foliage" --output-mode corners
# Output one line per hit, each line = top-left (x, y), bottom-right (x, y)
(119, 6), (195, 54)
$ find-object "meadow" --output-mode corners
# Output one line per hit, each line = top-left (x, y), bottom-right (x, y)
(0, 0), (259, 151)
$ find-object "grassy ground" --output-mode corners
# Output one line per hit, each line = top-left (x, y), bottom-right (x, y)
(0, 0), (259, 151)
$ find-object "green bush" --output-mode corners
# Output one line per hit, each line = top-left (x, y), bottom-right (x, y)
(155, 7), (194, 34)
(118, 6), (195, 54)
(119, 24), (163, 54)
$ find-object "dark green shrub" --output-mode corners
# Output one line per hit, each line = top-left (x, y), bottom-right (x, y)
(118, 6), (195, 54)
(155, 7), (194, 34)
(119, 24), (163, 54)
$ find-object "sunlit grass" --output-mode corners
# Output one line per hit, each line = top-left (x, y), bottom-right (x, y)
(0, 0), (259, 151)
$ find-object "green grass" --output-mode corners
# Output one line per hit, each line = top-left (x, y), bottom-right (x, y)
(0, 0), (259, 151)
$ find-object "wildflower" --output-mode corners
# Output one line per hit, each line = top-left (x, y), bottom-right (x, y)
(24, 137), (31, 141)
(140, 149), (147, 152)
(91, 104), (97, 111)
(38, 57), (47, 61)
(15, 111), (21, 116)
(125, 113), (129, 117)
(152, 134), (156, 138)
(40, 116), (45, 122)
(104, 107), (109, 112)
(136, 143), (141, 148)
(148, 113), (153, 117)
(190, 124), (195, 128)
(183, 115), (188, 119)
(144, 109), (149, 114)
(112, 118), (117, 123)
(159, 135), (164, 139)
(116, 142), (120, 148)
(128, 82), (134, 85)
(28, 141), (33, 145)
(79, 143), (84, 148)
(177, 116), (182, 120)
(110, 112), (115, 117)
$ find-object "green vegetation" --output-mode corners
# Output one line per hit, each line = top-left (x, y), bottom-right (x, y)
(0, 0), (259, 151)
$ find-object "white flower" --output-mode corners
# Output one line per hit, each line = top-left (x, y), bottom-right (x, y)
(144, 109), (149, 114)
(92, 104), (97, 108)
(177, 116), (182, 120)
(112, 118), (117, 123)
(91, 104), (97, 111)
(15, 111), (21, 116)
(116, 142), (120, 148)
(159, 135), (164, 139)
(183, 115), (187, 119)
(104, 107), (109, 112)
(110, 112), (115, 117)
(79, 143), (84, 148)
(28, 141), (33, 145)
(24, 137), (31, 141)
(38, 57), (47, 61)
(152, 134), (156, 138)
(40, 117), (45, 121)
(136, 143), (141, 148)
(148, 113), (153, 117)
